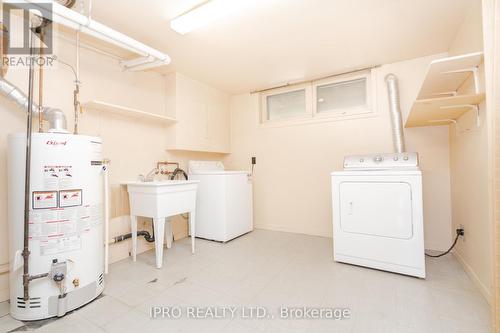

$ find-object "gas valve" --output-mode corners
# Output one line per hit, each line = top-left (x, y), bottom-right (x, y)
(53, 272), (65, 282)
(50, 259), (68, 295)
(50, 259), (67, 283)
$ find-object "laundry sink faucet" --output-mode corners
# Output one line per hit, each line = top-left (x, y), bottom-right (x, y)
(138, 168), (159, 182)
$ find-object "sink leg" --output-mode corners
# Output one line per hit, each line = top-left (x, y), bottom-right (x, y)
(165, 218), (173, 249)
(131, 215), (137, 262)
(190, 211), (195, 254)
(153, 218), (165, 269)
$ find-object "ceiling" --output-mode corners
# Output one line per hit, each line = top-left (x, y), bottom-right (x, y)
(84, 0), (473, 94)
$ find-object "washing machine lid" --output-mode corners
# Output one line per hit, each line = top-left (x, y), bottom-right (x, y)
(188, 161), (248, 175)
(188, 160), (225, 173)
(189, 170), (249, 175)
(343, 152), (419, 170)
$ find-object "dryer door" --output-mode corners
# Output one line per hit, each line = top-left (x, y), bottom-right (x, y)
(339, 181), (413, 239)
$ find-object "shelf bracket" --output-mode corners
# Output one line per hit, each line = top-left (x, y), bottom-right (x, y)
(428, 118), (458, 125)
(428, 119), (462, 134)
(440, 66), (480, 94)
(430, 91), (458, 97)
(439, 104), (480, 127)
(120, 56), (155, 69)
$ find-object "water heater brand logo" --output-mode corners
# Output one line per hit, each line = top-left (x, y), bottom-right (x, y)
(46, 140), (67, 146)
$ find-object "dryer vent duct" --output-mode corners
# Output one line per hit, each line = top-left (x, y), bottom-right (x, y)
(385, 73), (406, 153)
(0, 77), (67, 132)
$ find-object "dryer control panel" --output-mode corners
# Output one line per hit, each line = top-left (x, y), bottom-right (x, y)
(343, 152), (419, 169)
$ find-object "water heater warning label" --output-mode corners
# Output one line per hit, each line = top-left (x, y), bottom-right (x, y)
(60, 189), (82, 208)
(32, 191), (58, 209)
(43, 165), (74, 190)
(29, 202), (101, 243)
(40, 236), (81, 255)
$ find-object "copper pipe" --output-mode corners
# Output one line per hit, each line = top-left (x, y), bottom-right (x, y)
(73, 31), (80, 135)
(156, 161), (179, 175)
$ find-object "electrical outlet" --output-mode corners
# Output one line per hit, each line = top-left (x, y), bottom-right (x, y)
(459, 224), (465, 241)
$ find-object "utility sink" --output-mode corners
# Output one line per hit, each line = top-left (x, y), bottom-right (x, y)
(123, 180), (199, 217)
(122, 180), (199, 268)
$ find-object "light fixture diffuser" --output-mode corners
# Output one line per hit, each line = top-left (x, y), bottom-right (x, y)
(170, 0), (247, 35)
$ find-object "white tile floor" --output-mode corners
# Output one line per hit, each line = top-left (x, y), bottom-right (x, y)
(1, 229), (491, 333)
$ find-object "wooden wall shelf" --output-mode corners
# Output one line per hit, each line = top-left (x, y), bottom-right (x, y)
(406, 93), (485, 127)
(165, 147), (230, 154)
(405, 52), (484, 128)
(83, 101), (177, 124)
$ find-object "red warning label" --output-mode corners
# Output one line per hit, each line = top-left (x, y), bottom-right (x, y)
(32, 191), (58, 209)
(59, 189), (82, 208)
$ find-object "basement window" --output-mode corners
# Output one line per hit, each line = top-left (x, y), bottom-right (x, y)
(261, 84), (312, 121)
(260, 70), (373, 125)
(314, 77), (369, 115)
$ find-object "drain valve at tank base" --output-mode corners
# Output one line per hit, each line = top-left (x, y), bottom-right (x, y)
(72, 278), (80, 287)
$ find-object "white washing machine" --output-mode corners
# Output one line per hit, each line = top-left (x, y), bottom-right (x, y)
(188, 161), (253, 242)
(331, 152), (425, 278)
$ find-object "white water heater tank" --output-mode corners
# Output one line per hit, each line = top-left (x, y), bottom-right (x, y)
(7, 132), (105, 321)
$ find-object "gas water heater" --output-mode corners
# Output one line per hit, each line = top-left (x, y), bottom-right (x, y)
(7, 132), (105, 320)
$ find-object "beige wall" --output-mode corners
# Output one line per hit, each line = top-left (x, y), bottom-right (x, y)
(165, 72), (230, 153)
(447, 0), (493, 302)
(0, 34), (225, 301)
(482, 0), (500, 327)
(486, 0), (500, 327)
(224, 53), (453, 251)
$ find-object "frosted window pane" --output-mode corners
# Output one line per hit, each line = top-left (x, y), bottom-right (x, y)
(316, 78), (367, 113)
(266, 89), (306, 120)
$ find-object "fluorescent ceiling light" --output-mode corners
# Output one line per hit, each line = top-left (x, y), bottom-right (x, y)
(170, 0), (247, 35)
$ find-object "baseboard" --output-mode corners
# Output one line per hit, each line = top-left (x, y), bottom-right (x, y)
(0, 288), (8, 302)
(453, 250), (492, 304)
(255, 224), (331, 238)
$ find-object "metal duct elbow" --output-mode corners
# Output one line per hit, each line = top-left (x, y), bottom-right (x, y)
(385, 73), (406, 153)
(44, 108), (68, 133)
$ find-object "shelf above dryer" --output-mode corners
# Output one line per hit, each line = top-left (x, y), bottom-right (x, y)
(406, 93), (485, 127)
(405, 52), (484, 128)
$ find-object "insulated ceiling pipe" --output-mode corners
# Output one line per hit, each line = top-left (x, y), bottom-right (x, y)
(16, 0), (171, 66)
(385, 74), (406, 153)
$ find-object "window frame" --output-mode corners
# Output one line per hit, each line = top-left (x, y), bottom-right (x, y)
(259, 82), (313, 124)
(312, 71), (373, 119)
(258, 69), (376, 127)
